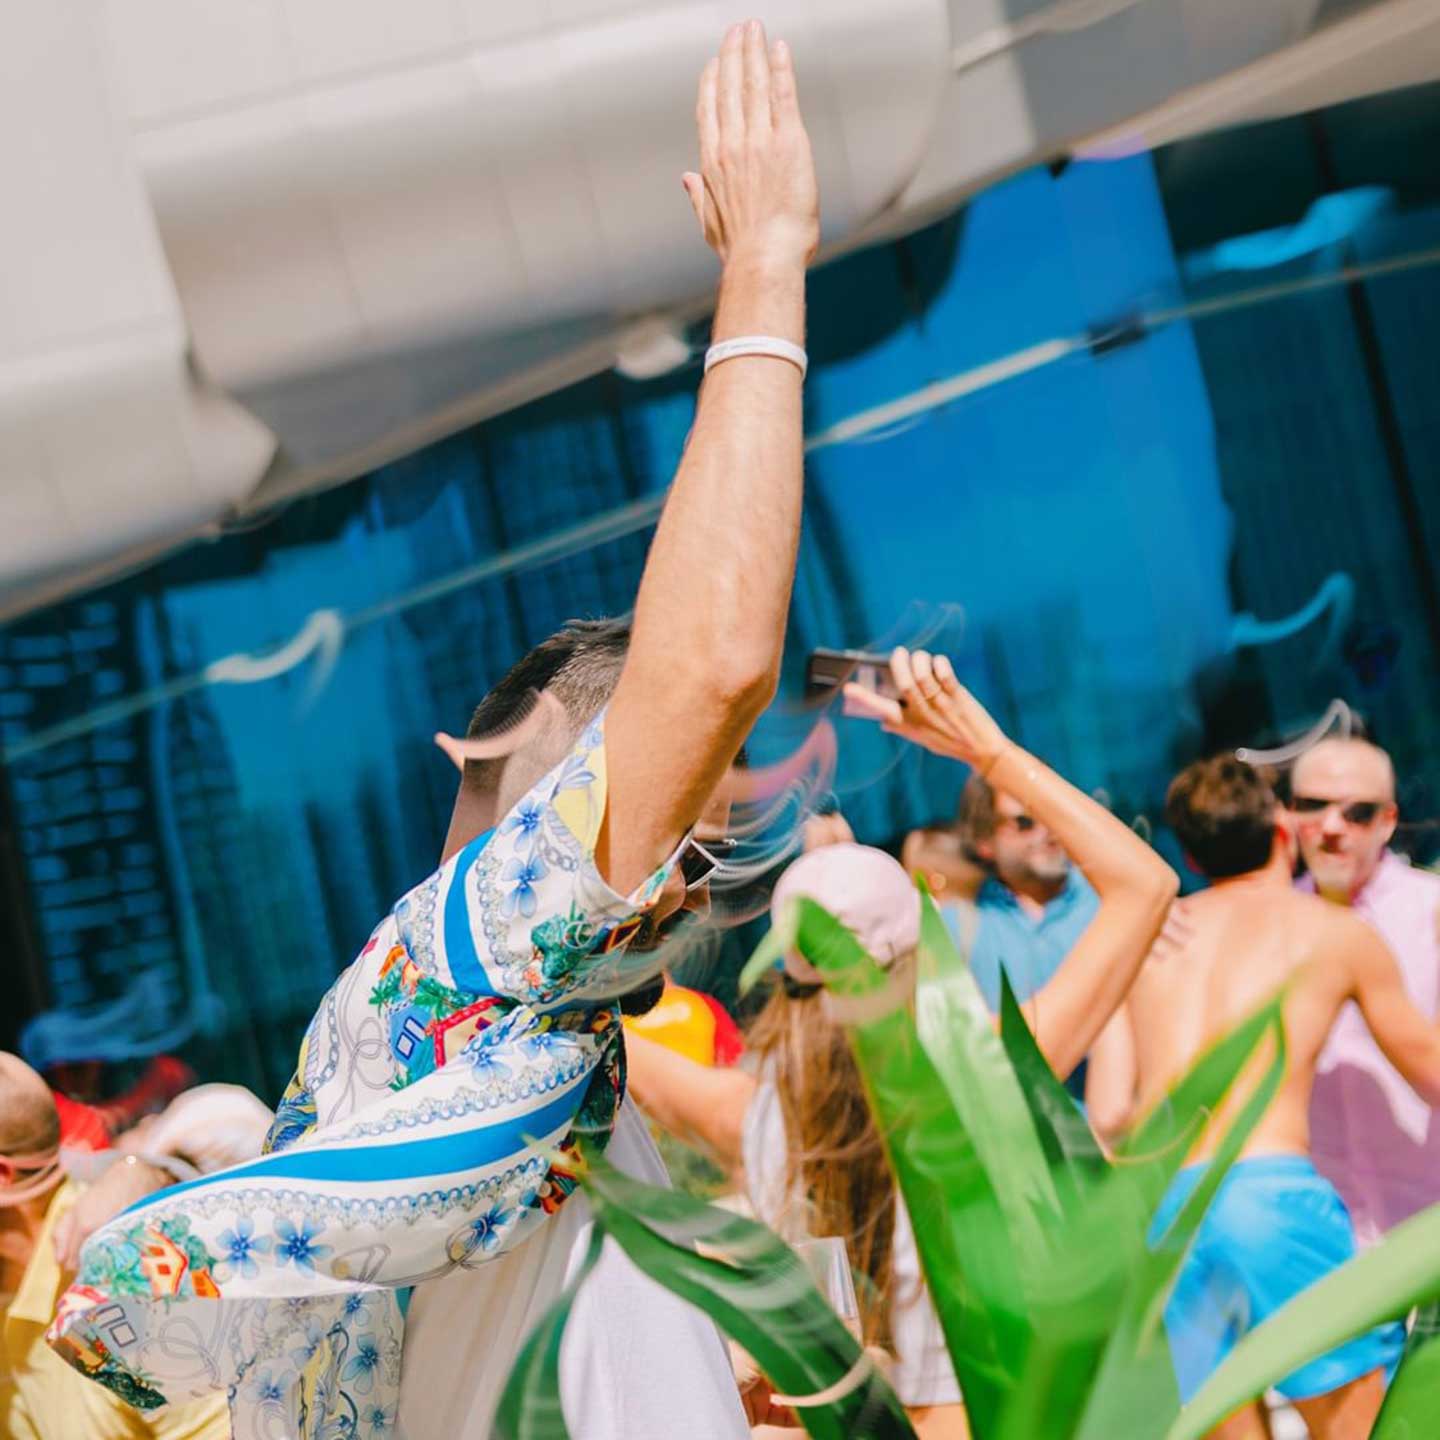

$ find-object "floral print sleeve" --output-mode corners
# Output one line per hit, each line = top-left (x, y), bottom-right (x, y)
(395, 706), (677, 1018)
(47, 707), (679, 1440)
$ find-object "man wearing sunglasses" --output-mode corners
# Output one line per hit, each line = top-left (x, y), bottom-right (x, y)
(1089, 754), (1440, 1435)
(945, 772), (1103, 1099)
(1291, 737), (1440, 1245)
(50, 22), (815, 1440)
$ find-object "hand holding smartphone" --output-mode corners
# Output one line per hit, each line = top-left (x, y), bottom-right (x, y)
(805, 648), (900, 717)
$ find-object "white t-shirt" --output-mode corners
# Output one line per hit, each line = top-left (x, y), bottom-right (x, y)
(399, 1099), (749, 1439)
(741, 1079), (961, 1409)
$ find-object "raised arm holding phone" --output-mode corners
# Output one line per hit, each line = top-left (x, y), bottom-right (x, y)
(844, 647), (1178, 1077)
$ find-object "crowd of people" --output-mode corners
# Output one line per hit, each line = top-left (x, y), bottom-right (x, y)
(2, 19), (1438, 1440)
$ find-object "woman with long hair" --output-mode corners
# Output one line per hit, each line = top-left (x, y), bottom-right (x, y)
(626, 649), (1177, 1437)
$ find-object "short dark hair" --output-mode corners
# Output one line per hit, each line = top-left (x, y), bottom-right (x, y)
(1165, 755), (1276, 879)
(463, 616), (631, 796)
(955, 773), (999, 867)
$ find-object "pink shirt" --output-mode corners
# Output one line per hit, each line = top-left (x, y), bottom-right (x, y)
(1302, 851), (1440, 1244)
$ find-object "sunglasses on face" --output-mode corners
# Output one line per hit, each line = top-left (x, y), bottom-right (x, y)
(679, 835), (740, 892)
(1290, 796), (1387, 826)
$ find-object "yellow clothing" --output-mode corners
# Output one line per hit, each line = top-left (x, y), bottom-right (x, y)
(2, 1183), (230, 1440)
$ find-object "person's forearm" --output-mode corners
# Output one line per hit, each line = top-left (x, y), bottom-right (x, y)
(630, 246), (805, 705)
(1380, 1030), (1440, 1108)
(1026, 902), (1170, 1080)
(1084, 1009), (1138, 1145)
(600, 249), (806, 893)
(986, 745), (1176, 1076)
(625, 1032), (755, 1169)
(984, 744), (1175, 903)
(598, 26), (817, 895)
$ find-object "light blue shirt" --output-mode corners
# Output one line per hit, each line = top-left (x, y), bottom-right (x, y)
(952, 868), (1100, 1013)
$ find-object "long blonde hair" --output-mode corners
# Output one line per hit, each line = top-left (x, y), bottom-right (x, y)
(746, 984), (899, 1350)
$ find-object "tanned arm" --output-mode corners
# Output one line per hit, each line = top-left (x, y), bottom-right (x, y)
(599, 21), (819, 895)
(623, 1031), (757, 1170)
(1085, 1005), (1138, 1145)
(846, 648), (1177, 1077)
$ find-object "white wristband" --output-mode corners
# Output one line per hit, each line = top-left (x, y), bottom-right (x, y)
(704, 335), (808, 380)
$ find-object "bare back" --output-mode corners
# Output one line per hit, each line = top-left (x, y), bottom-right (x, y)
(1126, 875), (1373, 1163)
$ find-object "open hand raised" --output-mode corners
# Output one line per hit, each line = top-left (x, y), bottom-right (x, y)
(682, 21), (819, 268)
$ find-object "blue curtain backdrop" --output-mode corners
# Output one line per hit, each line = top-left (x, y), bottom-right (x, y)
(4, 82), (1439, 1099)
(1153, 83), (1440, 817)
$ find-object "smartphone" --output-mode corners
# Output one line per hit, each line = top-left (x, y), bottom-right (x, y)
(805, 648), (900, 712)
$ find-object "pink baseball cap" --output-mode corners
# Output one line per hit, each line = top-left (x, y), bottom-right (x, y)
(770, 843), (920, 984)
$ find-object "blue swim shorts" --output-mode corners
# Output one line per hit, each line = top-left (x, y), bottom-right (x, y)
(1149, 1155), (1405, 1402)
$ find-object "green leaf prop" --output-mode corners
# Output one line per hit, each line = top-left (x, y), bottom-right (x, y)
(1066, 1004), (1287, 1440)
(495, 1144), (914, 1440)
(1167, 1201), (1440, 1440)
(580, 1148), (916, 1439)
(791, 882), (1300, 1440)
(493, 1230), (604, 1440)
(914, 889), (1061, 1243)
(996, 974), (1106, 1219)
(1374, 1300), (1440, 1439)
(737, 915), (792, 995)
(985, 999), (1284, 1440)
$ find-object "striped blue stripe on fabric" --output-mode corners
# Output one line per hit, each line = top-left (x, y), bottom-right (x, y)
(123, 1079), (583, 1212)
(444, 827), (497, 995)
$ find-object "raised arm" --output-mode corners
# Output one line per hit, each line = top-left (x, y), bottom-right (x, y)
(600, 21), (819, 895)
(846, 648), (1177, 1077)
(1085, 1005), (1138, 1145)
(1349, 918), (1440, 1105)
(624, 1030), (757, 1170)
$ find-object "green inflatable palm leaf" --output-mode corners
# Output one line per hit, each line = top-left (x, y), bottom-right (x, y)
(1374, 1300), (1440, 1438)
(1067, 1004), (1286, 1440)
(914, 890), (1062, 1241)
(996, 976), (1106, 1218)
(983, 974), (1284, 1440)
(787, 893), (1038, 1434)
(585, 1149), (915, 1439)
(496, 1144), (916, 1440)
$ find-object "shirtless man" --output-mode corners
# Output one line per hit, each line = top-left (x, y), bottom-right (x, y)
(1097, 755), (1440, 1439)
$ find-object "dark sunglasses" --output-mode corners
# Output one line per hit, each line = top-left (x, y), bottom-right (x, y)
(1290, 796), (1386, 826)
(679, 835), (740, 892)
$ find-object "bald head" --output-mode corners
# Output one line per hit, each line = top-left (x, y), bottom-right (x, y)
(1291, 738), (1395, 803)
(0, 1052), (59, 1158)
(1288, 738), (1398, 899)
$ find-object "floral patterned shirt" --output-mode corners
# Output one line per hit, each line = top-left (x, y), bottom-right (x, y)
(47, 710), (679, 1440)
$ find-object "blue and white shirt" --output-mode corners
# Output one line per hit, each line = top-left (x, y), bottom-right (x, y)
(49, 709), (680, 1440)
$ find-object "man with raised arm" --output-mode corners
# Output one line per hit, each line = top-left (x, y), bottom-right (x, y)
(49, 22), (818, 1440)
(1092, 756), (1440, 1440)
